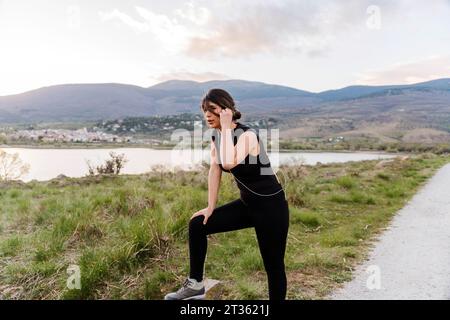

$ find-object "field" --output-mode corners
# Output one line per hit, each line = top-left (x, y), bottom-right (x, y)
(1, 153), (449, 299)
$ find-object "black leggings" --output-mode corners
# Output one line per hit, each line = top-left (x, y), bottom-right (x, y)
(188, 191), (290, 300)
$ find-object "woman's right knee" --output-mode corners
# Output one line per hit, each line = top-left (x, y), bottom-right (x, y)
(189, 215), (205, 233)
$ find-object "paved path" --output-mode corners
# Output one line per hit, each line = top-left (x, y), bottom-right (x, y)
(332, 163), (450, 300)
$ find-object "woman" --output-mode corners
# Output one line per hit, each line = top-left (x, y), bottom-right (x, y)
(164, 88), (290, 300)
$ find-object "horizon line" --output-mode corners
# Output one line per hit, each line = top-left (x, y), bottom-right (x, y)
(1, 77), (449, 98)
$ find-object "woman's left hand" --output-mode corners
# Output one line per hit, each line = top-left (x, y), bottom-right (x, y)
(219, 108), (233, 129)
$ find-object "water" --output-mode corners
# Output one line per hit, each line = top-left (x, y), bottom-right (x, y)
(1, 147), (398, 182)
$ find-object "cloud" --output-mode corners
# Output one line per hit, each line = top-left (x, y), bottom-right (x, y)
(153, 71), (230, 83)
(185, 2), (330, 58)
(184, 0), (402, 58)
(357, 55), (450, 85)
(99, 8), (150, 33)
(174, 1), (210, 26)
(99, 1), (405, 59)
(99, 6), (196, 53)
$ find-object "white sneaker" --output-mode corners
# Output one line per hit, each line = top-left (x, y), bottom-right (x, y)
(164, 278), (206, 300)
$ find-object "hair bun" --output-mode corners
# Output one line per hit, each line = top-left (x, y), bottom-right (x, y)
(233, 108), (242, 120)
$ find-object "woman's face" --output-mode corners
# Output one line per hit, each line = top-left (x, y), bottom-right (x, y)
(203, 102), (222, 129)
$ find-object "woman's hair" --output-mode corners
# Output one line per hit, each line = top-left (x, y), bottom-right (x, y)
(200, 88), (242, 120)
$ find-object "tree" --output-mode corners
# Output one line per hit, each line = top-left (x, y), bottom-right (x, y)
(0, 149), (30, 181)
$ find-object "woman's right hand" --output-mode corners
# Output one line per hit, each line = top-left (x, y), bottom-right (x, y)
(190, 207), (214, 225)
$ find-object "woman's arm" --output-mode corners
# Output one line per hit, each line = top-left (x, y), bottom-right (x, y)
(220, 130), (259, 171)
(208, 140), (222, 212)
(219, 109), (259, 171)
(191, 140), (222, 225)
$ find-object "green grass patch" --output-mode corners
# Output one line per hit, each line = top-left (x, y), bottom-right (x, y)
(0, 154), (449, 299)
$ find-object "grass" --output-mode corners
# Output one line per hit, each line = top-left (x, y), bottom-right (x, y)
(0, 153), (449, 299)
(280, 139), (450, 154)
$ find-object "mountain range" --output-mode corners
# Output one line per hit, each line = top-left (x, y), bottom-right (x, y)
(1, 78), (449, 143)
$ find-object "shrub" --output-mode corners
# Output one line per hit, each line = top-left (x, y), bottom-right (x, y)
(87, 152), (128, 175)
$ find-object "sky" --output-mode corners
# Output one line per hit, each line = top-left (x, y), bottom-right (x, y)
(0, 0), (449, 96)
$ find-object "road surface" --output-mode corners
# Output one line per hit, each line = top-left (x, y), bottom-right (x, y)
(332, 163), (450, 300)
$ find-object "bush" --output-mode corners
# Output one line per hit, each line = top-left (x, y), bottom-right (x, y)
(87, 152), (128, 175)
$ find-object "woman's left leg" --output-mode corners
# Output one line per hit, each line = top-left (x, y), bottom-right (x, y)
(252, 197), (290, 300)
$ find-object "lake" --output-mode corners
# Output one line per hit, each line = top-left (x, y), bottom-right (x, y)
(1, 147), (398, 182)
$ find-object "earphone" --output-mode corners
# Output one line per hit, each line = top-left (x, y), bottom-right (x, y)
(207, 106), (286, 198)
(226, 167), (285, 197)
(221, 129), (286, 197)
